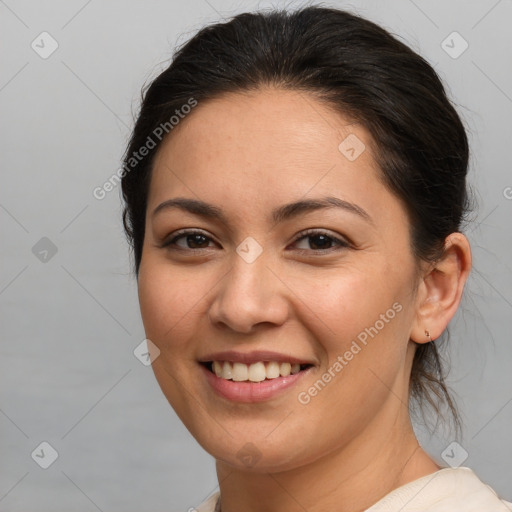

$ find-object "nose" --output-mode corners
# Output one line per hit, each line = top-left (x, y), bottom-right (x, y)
(207, 251), (289, 334)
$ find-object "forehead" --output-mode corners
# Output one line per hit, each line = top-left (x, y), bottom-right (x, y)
(156, 88), (373, 165)
(147, 88), (395, 225)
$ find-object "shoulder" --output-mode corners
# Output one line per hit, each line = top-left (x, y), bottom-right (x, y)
(190, 491), (220, 512)
(186, 468), (512, 512)
(366, 466), (512, 512)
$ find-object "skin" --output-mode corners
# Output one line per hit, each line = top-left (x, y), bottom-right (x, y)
(137, 88), (472, 512)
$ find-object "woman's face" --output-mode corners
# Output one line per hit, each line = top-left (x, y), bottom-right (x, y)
(138, 88), (423, 472)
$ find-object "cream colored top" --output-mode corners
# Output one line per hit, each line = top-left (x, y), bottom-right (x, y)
(193, 467), (512, 512)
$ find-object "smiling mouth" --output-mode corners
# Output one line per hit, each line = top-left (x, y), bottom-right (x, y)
(201, 361), (313, 382)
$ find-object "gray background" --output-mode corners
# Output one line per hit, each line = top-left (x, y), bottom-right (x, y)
(1, 0), (511, 510)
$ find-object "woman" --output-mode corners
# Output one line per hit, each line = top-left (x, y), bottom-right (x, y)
(120, 6), (511, 511)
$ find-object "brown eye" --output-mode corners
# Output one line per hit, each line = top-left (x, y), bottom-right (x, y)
(292, 230), (349, 252)
(161, 228), (349, 253)
(162, 230), (215, 250)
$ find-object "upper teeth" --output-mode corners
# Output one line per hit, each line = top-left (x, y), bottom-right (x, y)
(211, 361), (302, 382)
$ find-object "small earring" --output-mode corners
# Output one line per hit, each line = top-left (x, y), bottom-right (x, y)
(425, 329), (432, 342)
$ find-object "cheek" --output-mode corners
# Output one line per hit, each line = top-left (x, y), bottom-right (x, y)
(137, 255), (237, 372)
(290, 268), (412, 428)
(137, 258), (202, 351)
(289, 261), (415, 407)
(291, 264), (407, 350)
(137, 258), (209, 420)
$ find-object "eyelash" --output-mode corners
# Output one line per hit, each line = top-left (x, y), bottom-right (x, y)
(161, 228), (350, 254)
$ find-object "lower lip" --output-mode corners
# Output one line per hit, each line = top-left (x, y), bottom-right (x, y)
(200, 364), (311, 403)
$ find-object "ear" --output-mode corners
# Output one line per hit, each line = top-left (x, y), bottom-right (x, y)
(410, 233), (472, 344)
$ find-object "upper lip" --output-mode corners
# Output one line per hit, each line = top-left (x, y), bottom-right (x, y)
(198, 350), (315, 366)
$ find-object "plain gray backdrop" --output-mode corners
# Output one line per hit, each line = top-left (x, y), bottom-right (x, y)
(1, 0), (511, 511)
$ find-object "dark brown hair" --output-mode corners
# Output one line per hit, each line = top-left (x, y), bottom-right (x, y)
(120, 5), (471, 436)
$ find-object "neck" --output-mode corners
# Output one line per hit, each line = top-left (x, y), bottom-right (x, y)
(215, 398), (440, 512)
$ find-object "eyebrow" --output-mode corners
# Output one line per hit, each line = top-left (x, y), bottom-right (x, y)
(152, 196), (373, 226)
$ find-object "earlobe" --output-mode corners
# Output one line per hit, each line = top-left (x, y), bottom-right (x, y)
(411, 233), (472, 343)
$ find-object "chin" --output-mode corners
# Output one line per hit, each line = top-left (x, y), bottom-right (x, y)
(185, 422), (324, 474)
